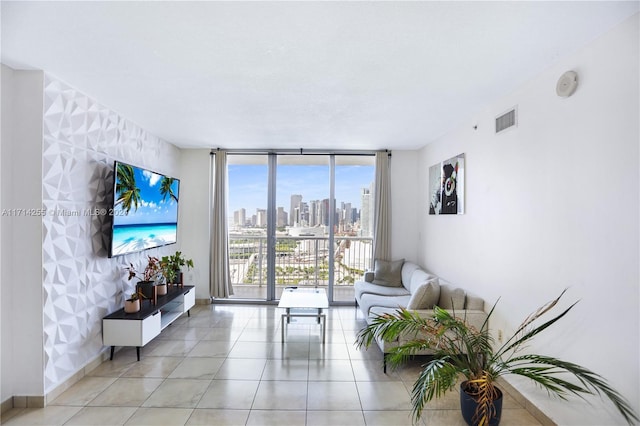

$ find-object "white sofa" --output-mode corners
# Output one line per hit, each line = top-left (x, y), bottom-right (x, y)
(355, 260), (487, 370)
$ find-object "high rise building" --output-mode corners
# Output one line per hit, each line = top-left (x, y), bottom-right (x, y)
(256, 208), (267, 227)
(290, 194), (302, 226)
(343, 202), (352, 225)
(233, 208), (247, 226)
(309, 200), (318, 227)
(360, 183), (374, 237)
(300, 202), (309, 226)
(276, 207), (287, 227)
(320, 198), (330, 226)
(238, 208), (246, 226)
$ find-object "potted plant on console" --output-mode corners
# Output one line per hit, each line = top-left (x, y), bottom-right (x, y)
(161, 251), (194, 288)
(123, 290), (145, 313)
(356, 290), (639, 426)
(126, 256), (162, 304)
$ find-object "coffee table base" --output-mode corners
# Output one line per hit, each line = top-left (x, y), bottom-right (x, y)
(281, 308), (326, 343)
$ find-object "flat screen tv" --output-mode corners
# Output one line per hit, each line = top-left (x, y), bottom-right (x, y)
(108, 161), (180, 258)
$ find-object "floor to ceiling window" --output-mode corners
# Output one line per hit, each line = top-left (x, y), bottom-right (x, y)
(226, 152), (374, 304)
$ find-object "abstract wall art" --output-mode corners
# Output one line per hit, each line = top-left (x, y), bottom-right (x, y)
(429, 153), (465, 215)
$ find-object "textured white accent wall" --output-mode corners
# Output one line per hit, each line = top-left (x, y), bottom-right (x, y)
(417, 15), (638, 424)
(41, 75), (181, 393)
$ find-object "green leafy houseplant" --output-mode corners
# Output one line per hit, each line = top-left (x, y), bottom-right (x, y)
(355, 290), (639, 426)
(160, 251), (194, 284)
(125, 255), (162, 282)
(125, 256), (162, 300)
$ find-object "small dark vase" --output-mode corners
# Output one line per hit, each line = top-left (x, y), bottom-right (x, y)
(136, 280), (155, 300)
(460, 381), (503, 426)
(172, 270), (184, 287)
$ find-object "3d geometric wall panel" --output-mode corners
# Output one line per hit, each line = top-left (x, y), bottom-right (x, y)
(42, 75), (180, 392)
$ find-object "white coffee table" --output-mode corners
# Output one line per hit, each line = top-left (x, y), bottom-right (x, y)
(278, 287), (329, 343)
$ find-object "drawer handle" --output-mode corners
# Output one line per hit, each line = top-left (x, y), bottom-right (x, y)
(152, 311), (160, 317)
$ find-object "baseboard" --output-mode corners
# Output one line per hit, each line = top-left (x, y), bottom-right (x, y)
(496, 378), (556, 426)
(195, 298), (211, 305)
(44, 347), (112, 405)
(1, 396), (14, 414)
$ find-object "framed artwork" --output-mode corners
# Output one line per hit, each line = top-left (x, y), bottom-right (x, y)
(429, 153), (465, 215)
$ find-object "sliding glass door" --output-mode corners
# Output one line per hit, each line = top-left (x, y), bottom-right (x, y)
(226, 153), (374, 303)
(275, 155), (330, 300)
(227, 155), (269, 300)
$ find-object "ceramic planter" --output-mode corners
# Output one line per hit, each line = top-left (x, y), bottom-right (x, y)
(136, 281), (155, 299)
(460, 381), (503, 426)
(124, 298), (140, 313)
(156, 283), (167, 296)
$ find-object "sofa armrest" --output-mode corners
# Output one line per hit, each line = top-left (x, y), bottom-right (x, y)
(364, 271), (374, 283)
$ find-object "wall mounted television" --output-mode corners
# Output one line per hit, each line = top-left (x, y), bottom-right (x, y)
(108, 161), (180, 258)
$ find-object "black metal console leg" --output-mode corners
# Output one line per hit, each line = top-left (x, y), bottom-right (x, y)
(110, 346), (115, 360)
(383, 356), (387, 374)
(187, 309), (191, 317)
(136, 346), (141, 361)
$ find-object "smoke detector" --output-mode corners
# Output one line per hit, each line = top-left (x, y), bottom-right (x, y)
(556, 71), (578, 97)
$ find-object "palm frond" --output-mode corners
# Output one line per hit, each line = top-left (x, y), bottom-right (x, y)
(355, 309), (437, 351)
(411, 357), (459, 423)
(385, 340), (434, 369)
(466, 374), (501, 426)
(505, 354), (640, 425)
(495, 300), (578, 358)
(517, 289), (568, 332)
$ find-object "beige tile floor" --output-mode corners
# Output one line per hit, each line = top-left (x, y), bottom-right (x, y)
(1, 305), (542, 426)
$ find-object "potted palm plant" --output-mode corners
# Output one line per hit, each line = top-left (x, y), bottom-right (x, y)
(356, 290), (638, 426)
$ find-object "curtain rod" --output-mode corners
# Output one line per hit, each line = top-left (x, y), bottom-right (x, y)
(209, 148), (391, 157)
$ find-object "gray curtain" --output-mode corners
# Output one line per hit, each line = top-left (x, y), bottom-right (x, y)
(210, 151), (234, 298)
(373, 151), (391, 262)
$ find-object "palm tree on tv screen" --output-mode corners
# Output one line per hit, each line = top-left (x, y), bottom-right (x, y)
(160, 177), (178, 203)
(115, 164), (141, 214)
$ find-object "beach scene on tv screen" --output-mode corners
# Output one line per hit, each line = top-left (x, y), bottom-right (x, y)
(112, 163), (179, 256)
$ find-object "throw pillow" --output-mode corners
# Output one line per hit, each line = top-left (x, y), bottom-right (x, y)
(407, 279), (440, 310)
(438, 285), (466, 310)
(372, 258), (404, 287)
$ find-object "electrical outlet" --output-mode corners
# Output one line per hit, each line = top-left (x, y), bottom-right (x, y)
(498, 330), (503, 343)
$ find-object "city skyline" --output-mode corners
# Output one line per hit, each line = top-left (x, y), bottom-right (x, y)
(228, 164), (374, 216)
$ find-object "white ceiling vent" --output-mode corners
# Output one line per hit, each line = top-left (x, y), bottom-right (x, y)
(495, 107), (518, 134)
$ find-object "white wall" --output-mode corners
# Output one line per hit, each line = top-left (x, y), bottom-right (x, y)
(1, 67), (46, 401)
(178, 149), (211, 300)
(417, 14), (639, 425)
(389, 150), (419, 262)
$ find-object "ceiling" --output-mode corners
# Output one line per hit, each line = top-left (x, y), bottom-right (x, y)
(2, 2), (638, 150)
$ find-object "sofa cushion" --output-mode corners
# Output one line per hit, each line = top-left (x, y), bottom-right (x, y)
(409, 269), (438, 294)
(372, 258), (404, 287)
(359, 293), (411, 317)
(466, 294), (484, 311)
(438, 284), (466, 310)
(400, 262), (422, 291)
(355, 281), (411, 300)
(407, 279), (440, 310)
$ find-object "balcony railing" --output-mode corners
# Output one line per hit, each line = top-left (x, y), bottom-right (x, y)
(228, 234), (373, 301)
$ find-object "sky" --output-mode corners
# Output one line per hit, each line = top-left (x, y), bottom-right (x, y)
(228, 164), (374, 215)
(113, 164), (180, 225)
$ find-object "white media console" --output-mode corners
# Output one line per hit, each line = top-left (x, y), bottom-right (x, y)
(103, 285), (195, 360)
